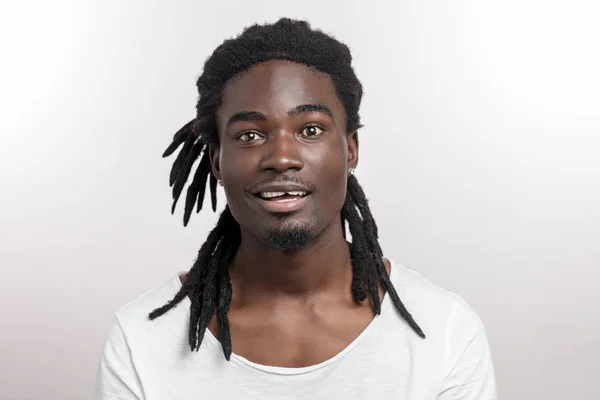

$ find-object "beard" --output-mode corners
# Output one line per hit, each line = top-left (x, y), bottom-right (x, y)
(262, 219), (317, 252)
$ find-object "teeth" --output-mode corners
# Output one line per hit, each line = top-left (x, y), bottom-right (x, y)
(260, 191), (286, 199)
(259, 191), (308, 199)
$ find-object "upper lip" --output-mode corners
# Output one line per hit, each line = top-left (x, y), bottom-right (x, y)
(251, 182), (312, 195)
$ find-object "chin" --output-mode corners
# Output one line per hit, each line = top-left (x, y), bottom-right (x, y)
(262, 223), (315, 252)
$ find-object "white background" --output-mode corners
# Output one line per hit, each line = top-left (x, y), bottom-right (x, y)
(1, 1), (599, 399)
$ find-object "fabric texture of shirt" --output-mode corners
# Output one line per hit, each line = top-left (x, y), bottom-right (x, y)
(94, 259), (498, 399)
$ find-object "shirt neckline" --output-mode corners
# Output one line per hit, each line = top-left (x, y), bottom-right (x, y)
(175, 259), (394, 375)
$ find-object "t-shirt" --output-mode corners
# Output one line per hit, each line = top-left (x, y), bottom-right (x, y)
(94, 259), (498, 399)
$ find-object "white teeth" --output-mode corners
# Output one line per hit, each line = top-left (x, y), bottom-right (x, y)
(260, 191), (286, 199)
(259, 191), (308, 199)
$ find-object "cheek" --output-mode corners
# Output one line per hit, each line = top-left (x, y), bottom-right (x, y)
(219, 150), (257, 215)
(220, 149), (257, 186)
(319, 137), (348, 179)
(307, 141), (349, 206)
(318, 167), (348, 218)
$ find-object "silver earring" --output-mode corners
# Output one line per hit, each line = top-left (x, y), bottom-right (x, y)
(218, 180), (223, 187)
(348, 168), (355, 176)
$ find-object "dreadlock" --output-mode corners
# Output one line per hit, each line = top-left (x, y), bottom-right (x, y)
(149, 18), (425, 360)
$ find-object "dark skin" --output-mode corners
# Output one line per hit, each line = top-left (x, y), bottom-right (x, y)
(181, 60), (390, 367)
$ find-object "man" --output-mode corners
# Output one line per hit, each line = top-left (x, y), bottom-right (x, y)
(95, 18), (497, 399)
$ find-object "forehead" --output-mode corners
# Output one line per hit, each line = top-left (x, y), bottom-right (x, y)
(217, 60), (345, 123)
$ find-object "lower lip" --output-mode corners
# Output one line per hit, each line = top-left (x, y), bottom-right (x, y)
(254, 195), (310, 213)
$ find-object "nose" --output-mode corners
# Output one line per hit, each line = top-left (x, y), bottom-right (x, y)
(259, 130), (304, 173)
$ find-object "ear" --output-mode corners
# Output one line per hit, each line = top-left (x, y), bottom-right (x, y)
(347, 131), (359, 170)
(209, 143), (222, 181)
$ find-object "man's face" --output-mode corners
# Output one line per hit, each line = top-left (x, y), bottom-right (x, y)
(212, 59), (358, 251)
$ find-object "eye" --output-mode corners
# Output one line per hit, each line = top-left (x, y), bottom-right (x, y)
(237, 131), (264, 142)
(301, 125), (324, 138)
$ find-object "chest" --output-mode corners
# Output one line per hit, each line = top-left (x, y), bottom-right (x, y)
(208, 300), (377, 368)
(142, 328), (442, 400)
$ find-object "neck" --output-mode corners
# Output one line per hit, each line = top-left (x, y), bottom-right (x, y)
(230, 219), (352, 303)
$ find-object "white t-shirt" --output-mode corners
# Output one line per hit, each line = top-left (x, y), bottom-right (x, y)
(94, 260), (497, 399)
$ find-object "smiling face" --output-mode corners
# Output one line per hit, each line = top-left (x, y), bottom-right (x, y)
(211, 59), (358, 251)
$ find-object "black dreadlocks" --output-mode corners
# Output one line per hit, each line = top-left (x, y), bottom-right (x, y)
(149, 18), (425, 360)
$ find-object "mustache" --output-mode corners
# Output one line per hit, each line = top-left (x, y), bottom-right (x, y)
(246, 174), (317, 193)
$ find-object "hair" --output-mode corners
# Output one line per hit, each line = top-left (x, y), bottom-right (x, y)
(149, 18), (425, 360)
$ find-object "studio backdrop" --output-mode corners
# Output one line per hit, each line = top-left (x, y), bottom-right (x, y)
(1, 1), (598, 399)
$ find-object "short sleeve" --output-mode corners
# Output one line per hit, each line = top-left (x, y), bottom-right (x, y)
(94, 316), (145, 400)
(437, 296), (498, 400)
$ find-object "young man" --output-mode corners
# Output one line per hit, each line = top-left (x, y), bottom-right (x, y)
(95, 18), (497, 399)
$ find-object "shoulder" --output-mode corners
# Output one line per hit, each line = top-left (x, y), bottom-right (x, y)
(113, 273), (188, 337)
(101, 272), (193, 368)
(386, 259), (496, 393)
(95, 274), (192, 399)
(387, 259), (486, 341)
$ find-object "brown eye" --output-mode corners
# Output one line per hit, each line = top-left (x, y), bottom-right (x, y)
(301, 125), (324, 137)
(238, 132), (263, 142)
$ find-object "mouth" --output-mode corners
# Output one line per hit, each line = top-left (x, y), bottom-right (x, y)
(252, 190), (311, 213)
(257, 190), (310, 200)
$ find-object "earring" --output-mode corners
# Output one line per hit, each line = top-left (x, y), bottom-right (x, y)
(218, 180), (223, 187)
(348, 168), (355, 176)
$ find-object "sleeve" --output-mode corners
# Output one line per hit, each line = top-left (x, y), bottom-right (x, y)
(437, 296), (498, 400)
(94, 316), (145, 400)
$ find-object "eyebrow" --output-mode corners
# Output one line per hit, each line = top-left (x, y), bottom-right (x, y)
(226, 103), (333, 129)
(288, 103), (333, 119)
